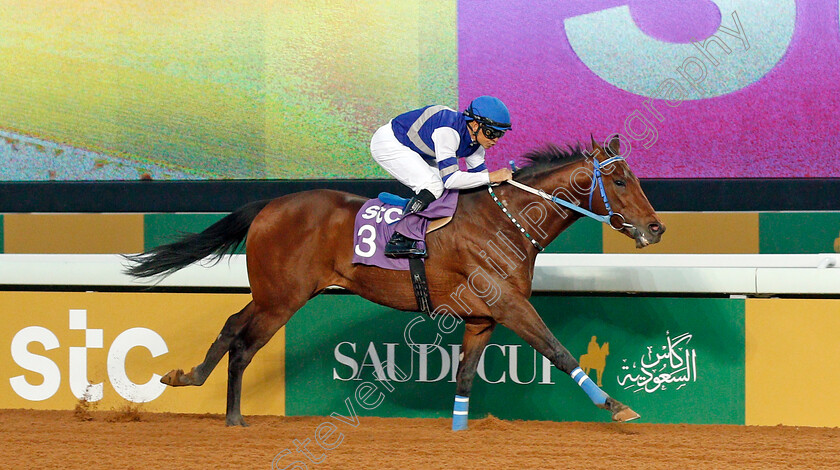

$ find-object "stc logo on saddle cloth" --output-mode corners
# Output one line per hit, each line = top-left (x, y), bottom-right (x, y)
(333, 331), (699, 392)
(9, 309), (167, 403)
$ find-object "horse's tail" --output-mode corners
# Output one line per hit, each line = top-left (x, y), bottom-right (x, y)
(122, 199), (271, 279)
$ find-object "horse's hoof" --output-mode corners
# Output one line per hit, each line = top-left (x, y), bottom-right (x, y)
(613, 407), (640, 422)
(160, 369), (189, 387)
(226, 415), (249, 427)
(600, 397), (640, 422)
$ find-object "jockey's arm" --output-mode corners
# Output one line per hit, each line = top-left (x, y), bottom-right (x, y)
(431, 127), (491, 190)
(463, 152), (489, 175)
(458, 139), (513, 184)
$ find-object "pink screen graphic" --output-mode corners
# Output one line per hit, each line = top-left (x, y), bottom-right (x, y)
(460, 0), (840, 178)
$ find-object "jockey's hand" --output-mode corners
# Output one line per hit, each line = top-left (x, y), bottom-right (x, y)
(489, 168), (513, 183)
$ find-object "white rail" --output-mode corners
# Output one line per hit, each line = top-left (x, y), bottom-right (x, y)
(0, 253), (838, 295)
(531, 253), (840, 295)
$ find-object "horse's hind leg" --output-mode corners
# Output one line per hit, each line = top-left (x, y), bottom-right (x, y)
(161, 301), (254, 387)
(225, 301), (302, 426)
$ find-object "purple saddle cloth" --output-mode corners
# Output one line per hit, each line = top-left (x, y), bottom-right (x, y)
(351, 190), (459, 271)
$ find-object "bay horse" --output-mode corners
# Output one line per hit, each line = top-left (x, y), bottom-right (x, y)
(123, 138), (665, 427)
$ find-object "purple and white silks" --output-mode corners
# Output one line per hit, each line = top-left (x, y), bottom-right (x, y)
(351, 190), (459, 271)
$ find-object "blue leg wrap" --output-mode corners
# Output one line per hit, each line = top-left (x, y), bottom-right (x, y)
(452, 395), (469, 431)
(571, 367), (608, 405)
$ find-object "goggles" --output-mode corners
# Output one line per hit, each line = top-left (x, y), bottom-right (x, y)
(481, 125), (506, 140)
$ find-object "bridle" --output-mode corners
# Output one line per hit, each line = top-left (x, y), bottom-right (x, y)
(587, 155), (633, 231)
(488, 155), (637, 251)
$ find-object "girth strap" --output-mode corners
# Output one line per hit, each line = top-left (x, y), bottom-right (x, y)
(409, 258), (433, 315)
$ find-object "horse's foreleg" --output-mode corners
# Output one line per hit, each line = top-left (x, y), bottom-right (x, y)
(496, 298), (639, 423)
(451, 318), (496, 431)
(161, 302), (253, 387)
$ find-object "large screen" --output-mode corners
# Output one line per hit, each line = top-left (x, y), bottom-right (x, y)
(0, 1), (836, 181)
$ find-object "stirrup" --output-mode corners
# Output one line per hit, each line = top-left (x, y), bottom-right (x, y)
(384, 233), (427, 259)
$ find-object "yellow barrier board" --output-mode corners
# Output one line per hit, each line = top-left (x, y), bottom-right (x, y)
(4, 214), (144, 254)
(0, 292), (284, 416)
(603, 212), (759, 254)
(746, 298), (840, 426)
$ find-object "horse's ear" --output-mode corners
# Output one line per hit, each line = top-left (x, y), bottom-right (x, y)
(607, 135), (621, 157)
(590, 134), (600, 150)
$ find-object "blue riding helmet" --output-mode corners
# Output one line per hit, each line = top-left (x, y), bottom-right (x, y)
(464, 96), (512, 131)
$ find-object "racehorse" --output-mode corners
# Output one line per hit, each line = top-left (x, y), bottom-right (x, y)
(123, 137), (665, 427)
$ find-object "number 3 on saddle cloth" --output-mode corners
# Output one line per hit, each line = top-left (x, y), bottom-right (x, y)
(352, 189), (459, 270)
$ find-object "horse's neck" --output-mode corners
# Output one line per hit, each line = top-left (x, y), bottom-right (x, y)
(452, 162), (587, 281)
(494, 162), (587, 246)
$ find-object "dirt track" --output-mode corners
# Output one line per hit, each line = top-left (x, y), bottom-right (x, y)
(1, 408), (838, 469)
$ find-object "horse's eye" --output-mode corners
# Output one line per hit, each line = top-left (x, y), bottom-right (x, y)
(615, 179), (626, 187)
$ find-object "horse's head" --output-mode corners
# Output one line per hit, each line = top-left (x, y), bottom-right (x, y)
(585, 137), (665, 248)
(513, 138), (665, 249)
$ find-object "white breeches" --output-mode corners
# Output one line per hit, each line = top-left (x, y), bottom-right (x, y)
(370, 123), (444, 198)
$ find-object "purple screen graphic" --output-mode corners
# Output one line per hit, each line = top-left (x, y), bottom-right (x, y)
(459, 0), (840, 178)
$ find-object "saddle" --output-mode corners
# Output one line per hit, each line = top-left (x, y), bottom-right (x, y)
(352, 190), (459, 316)
(351, 190), (459, 271)
(378, 192), (453, 233)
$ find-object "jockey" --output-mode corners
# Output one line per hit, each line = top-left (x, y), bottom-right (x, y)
(371, 96), (514, 258)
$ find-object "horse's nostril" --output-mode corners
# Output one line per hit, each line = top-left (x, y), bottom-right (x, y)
(649, 223), (664, 234)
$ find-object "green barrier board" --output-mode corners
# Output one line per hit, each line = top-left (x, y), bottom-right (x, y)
(144, 214), (239, 252)
(759, 213), (840, 254)
(285, 295), (744, 425)
(542, 217), (602, 253)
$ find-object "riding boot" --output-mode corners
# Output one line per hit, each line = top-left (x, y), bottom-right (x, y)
(384, 189), (436, 259)
(384, 232), (427, 259)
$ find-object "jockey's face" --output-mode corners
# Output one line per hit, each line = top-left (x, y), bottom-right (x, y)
(468, 121), (502, 149)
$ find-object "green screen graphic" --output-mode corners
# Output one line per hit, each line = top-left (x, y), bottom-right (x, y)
(0, 1), (456, 181)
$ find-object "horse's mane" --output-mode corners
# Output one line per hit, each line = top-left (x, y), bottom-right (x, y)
(513, 143), (588, 180)
(457, 142), (590, 199)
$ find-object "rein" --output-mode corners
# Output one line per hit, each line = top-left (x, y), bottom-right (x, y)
(489, 156), (634, 249)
